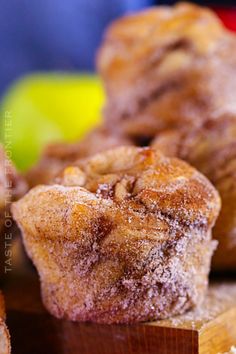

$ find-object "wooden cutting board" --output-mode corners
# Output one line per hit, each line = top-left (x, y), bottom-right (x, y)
(2, 237), (236, 354)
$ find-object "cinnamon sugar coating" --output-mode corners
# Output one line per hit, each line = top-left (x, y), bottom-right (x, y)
(12, 147), (220, 323)
(97, 2), (236, 138)
(152, 118), (236, 271)
(26, 126), (132, 188)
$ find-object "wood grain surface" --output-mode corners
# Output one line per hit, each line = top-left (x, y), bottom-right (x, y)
(1, 236), (236, 354)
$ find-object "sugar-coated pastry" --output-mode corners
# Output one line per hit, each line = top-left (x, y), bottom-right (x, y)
(0, 292), (11, 354)
(152, 117), (236, 271)
(0, 145), (27, 276)
(12, 147), (220, 324)
(98, 3), (236, 138)
(0, 145), (27, 232)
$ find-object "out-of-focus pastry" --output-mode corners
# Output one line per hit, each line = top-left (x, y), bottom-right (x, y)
(12, 147), (220, 324)
(26, 126), (132, 188)
(152, 117), (236, 271)
(0, 145), (27, 232)
(0, 145), (27, 276)
(97, 2), (236, 139)
(0, 292), (11, 354)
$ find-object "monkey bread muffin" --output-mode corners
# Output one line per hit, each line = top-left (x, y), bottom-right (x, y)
(97, 3), (236, 139)
(12, 147), (220, 323)
(152, 117), (236, 271)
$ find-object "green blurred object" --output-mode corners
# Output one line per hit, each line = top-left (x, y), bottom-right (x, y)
(0, 73), (105, 171)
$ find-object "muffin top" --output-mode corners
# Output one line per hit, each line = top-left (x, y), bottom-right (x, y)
(13, 147), (220, 246)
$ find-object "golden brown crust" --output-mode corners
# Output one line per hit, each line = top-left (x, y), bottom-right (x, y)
(12, 147), (220, 323)
(0, 292), (11, 354)
(26, 126), (132, 188)
(152, 118), (236, 271)
(97, 2), (236, 138)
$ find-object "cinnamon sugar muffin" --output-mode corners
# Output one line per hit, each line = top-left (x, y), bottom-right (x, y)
(12, 147), (220, 324)
(152, 118), (236, 271)
(97, 2), (236, 139)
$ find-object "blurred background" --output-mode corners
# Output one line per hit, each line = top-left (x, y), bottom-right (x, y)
(0, 0), (235, 170)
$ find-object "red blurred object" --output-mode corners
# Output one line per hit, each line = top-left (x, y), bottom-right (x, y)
(213, 7), (236, 32)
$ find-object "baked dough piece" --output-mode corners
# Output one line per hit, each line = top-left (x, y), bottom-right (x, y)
(12, 147), (220, 324)
(0, 145), (27, 277)
(97, 3), (236, 138)
(0, 292), (11, 354)
(26, 126), (132, 187)
(0, 145), (27, 232)
(152, 118), (236, 271)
